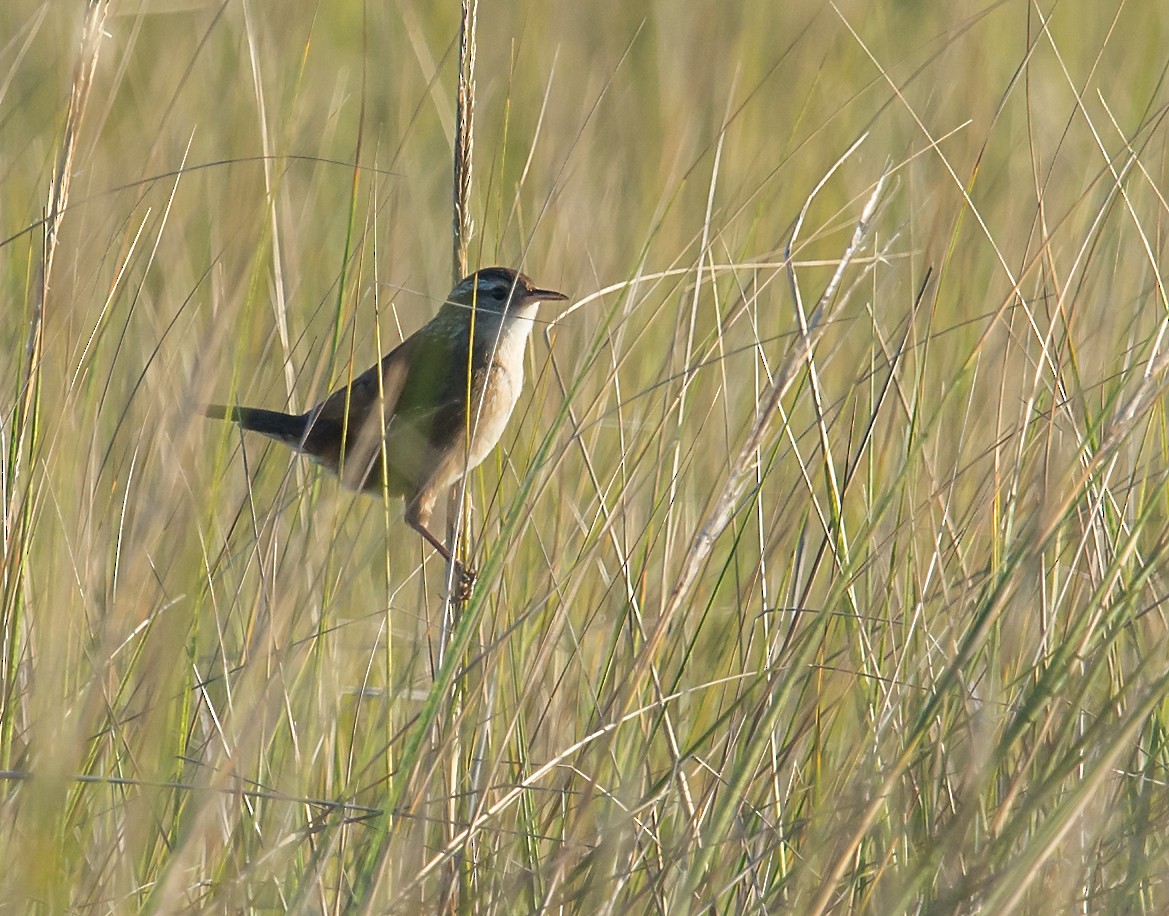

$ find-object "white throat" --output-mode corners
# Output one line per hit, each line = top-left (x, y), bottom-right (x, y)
(480, 301), (539, 373)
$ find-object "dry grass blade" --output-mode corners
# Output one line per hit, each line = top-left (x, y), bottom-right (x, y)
(624, 149), (887, 703)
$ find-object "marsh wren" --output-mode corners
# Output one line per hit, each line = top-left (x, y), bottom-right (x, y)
(206, 267), (568, 595)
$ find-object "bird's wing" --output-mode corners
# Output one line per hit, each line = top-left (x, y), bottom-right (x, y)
(379, 327), (473, 494)
(303, 337), (416, 489)
(313, 336), (414, 426)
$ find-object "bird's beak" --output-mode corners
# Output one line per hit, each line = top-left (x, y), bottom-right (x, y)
(526, 287), (569, 303)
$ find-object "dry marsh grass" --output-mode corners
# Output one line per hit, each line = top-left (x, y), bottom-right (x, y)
(3, 0), (1169, 912)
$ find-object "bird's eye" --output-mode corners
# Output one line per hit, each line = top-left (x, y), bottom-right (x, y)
(489, 285), (507, 301)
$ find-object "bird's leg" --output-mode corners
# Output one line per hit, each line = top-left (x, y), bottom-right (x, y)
(406, 495), (476, 599)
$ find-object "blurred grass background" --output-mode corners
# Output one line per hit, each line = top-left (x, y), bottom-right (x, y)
(3, 0), (1169, 911)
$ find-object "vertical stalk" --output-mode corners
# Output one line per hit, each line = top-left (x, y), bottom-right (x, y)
(444, 0), (478, 619)
(452, 0), (477, 285)
(443, 2), (478, 908)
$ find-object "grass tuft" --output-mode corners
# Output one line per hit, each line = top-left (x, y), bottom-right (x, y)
(3, 0), (1169, 911)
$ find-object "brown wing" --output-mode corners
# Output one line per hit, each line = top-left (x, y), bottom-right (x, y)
(301, 336), (416, 493)
(375, 324), (475, 498)
(300, 315), (483, 500)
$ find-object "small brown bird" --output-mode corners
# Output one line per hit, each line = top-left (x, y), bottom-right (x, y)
(207, 267), (568, 595)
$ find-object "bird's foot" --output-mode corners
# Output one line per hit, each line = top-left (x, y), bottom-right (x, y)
(450, 560), (477, 602)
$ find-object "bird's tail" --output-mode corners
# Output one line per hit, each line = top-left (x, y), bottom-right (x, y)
(205, 404), (309, 447)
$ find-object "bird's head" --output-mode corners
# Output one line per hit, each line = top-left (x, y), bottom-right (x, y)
(448, 267), (568, 316)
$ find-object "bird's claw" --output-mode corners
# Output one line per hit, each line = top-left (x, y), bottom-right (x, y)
(451, 560), (477, 602)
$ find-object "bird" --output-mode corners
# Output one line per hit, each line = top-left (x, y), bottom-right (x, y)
(206, 267), (568, 597)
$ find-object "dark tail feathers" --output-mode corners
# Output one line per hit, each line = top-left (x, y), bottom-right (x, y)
(205, 404), (309, 446)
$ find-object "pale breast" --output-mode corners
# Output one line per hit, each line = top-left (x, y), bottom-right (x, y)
(465, 306), (535, 470)
(465, 360), (522, 469)
(412, 303), (537, 493)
